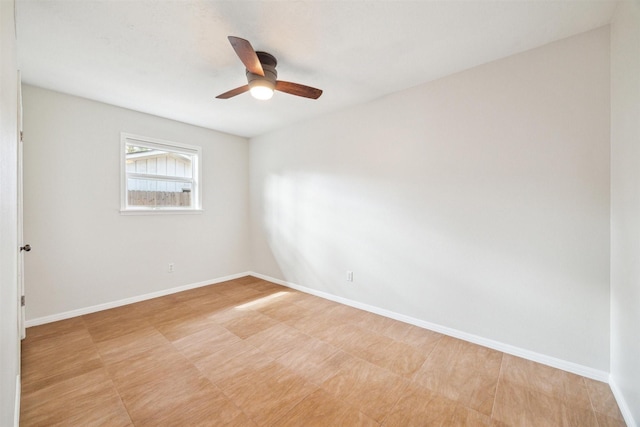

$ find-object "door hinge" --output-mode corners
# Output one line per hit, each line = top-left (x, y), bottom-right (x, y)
(21, 295), (25, 307)
(20, 131), (23, 142)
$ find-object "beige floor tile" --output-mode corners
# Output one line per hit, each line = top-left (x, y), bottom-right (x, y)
(83, 305), (150, 343)
(275, 388), (378, 427)
(22, 360), (104, 397)
(20, 368), (131, 427)
(290, 292), (340, 313)
(256, 297), (313, 322)
(285, 311), (335, 337)
(322, 356), (409, 422)
(413, 336), (502, 416)
(21, 328), (103, 393)
(22, 328), (94, 364)
(595, 413), (628, 427)
(230, 289), (291, 311)
(193, 299), (241, 318)
(222, 412), (260, 427)
(352, 310), (401, 335)
(95, 326), (170, 365)
(224, 362), (318, 426)
(313, 322), (373, 349)
(222, 292), (269, 308)
(246, 322), (314, 359)
(179, 290), (235, 311)
(276, 339), (345, 385)
(493, 379), (598, 427)
(214, 282), (266, 300)
(450, 403), (494, 425)
(246, 280), (285, 293)
(22, 316), (86, 343)
(106, 343), (192, 391)
(154, 311), (223, 342)
(196, 341), (274, 390)
(172, 283), (224, 300)
(219, 309), (279, 339)
(320, 322), (426, 377)
(381, 382), (458, 427)
(204, 305), (247, 323)
(390, 323), (444, 354)
(171, 322), (242, 362)
(128, 294), (182, 315)
(322, 303), (372, 324)
(233, 275), (265, 285)
(501, 354), (592, 409)
(119, 367), (238, 426)
(366, 337), (428, 377)
(584, 377), (626, 421)
(140, 300), (203, 326)
(59, 408), (134, 427)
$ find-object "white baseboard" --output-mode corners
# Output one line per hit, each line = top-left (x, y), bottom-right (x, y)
(609, 375), (638, 427)
(24, 272), (252, 327)
(249, 271), (610, 383)
(14, 374), (20, 427)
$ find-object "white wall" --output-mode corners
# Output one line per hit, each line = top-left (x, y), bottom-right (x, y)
(610, 1), (640, 424)
(0, 0), (20, 424)
(22, 85), (250, 320)
(250, 27), (611, 371)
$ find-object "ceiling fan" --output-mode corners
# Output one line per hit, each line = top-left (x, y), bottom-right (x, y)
(216, 36), (323, 101)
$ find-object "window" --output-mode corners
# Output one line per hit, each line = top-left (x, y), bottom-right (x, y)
(121, 133), (202, 213)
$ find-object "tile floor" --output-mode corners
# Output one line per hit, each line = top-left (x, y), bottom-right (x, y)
(20, 276), (626, 426)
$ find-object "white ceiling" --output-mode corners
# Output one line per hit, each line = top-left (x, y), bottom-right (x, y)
(16, 0), (618, 138)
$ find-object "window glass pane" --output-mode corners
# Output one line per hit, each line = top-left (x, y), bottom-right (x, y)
(127, 178), (192, 207)
(126, 145), (193, 179)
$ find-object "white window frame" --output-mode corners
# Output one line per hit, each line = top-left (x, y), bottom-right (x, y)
(120, 133), (203, 214)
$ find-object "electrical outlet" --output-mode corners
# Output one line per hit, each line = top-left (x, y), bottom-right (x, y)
(346, 271), (353, 282)
(168, 263), (174, 273)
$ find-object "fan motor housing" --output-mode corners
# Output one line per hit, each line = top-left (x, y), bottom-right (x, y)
(246, 51), (278, 89)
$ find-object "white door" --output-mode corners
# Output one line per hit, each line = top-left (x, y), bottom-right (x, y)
(17, 71), (26, 339)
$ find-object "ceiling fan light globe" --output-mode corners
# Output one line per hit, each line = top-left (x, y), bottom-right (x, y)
(248, 75), (276, 100)
(250, 85), (274, 100)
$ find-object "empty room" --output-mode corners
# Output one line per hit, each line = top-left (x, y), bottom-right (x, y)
(1, 0), (639, 425)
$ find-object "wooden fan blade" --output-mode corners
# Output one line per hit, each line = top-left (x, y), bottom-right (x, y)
(216, 85), (250, 99)
(275, 81), (323, 99)
(228, 36), (264, 77)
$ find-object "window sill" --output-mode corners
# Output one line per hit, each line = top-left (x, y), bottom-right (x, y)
(120, 208), (204, 216)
